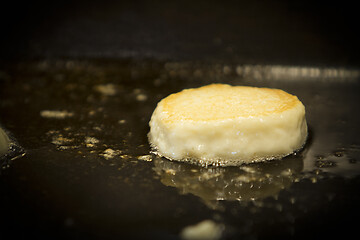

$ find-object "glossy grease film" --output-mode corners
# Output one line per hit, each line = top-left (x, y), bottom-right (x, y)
(1, 60), (360, 239)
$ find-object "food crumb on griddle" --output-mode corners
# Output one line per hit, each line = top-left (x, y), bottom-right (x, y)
(180, 219), (224, 240)
(84, 136), (99, 148)
(100, 148), (122, 160)
(94, 83), (117, 96)
(40, 110), (74, 119)
(137, 155), (152, 162)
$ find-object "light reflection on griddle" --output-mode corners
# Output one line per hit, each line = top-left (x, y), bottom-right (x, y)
(153, 154), (303, 207)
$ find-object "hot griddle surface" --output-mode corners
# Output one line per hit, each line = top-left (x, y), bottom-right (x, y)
(1, 60), (360, 239)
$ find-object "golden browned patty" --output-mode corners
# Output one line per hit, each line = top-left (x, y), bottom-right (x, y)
(149, 84), (307, 166)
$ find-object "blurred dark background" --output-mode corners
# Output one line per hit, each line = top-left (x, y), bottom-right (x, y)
(1, 0), (359, 66)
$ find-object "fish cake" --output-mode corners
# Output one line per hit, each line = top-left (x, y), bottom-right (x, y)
(148, 84), (307, 166)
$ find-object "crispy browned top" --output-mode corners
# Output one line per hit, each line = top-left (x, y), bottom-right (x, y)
(159, 84), (301, 122)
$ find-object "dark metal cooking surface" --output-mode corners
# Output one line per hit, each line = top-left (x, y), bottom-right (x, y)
(1, 1), (360, 239)
(2, 0), (360, 66)
(1, 60), (360, 239)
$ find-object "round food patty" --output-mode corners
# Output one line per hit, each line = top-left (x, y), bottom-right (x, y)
(148, 84), (307, 166)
